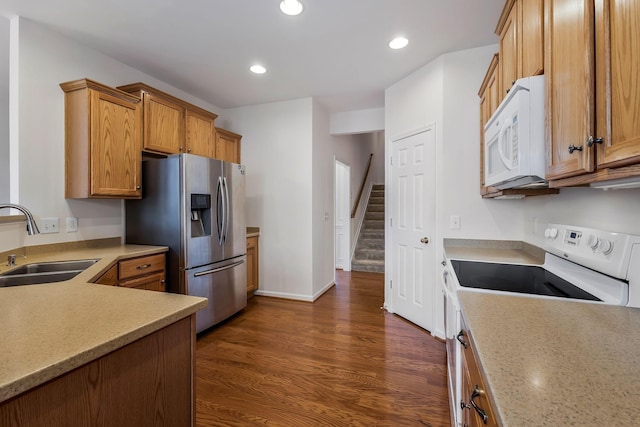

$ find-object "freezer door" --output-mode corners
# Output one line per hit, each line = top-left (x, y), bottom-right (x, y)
(183, 154), (223, 268)
(222, 162), (247, 259)
(185, 256), (247, 333)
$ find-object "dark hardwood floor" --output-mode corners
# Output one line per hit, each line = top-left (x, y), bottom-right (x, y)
(195, 270), (450, 426)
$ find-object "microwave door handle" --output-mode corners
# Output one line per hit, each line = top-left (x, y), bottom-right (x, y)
(497, 120), (513, 170)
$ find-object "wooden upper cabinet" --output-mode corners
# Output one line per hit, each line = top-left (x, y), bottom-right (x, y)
(186, 109), (216, 157)
(117, 83), (218, 158)
(498, 2), (519, 98)
(545, 0), (596, 180)
(61, 79), (142, 199)
(520, 0), (544, 77)
(594, 0), (640, 169)
(215, 127), (242, 164)
(496, 0), (544, 101)
(143, 92), (184, 154)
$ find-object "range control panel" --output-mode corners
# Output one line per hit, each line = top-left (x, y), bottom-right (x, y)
(544, 223), (640, 280)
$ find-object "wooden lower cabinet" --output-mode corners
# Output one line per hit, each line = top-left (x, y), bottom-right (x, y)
(95, 253), (166, 292)
(0, 316), (195, 426)
(460, 316), (499, 427)
(246, 236), (259, 296)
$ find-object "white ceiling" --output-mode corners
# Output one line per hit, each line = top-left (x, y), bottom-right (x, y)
(0, 0), (502, 112)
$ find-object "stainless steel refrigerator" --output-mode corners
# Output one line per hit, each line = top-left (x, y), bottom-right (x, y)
(126, 154), (247, 333)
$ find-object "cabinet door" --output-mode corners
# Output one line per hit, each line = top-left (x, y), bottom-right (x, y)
(595, 0), (640, 168)
(246, 236), (258, 295)
(143, 93), (184, 154)
(499, 3), (519, 99)
(545, 0), (596, 179)
(215, 130), (241, 164)
(90, 90), (142, 198)
(95, 264), (118, 286)
(186, 110), (215, 158)
(520, 0), (544, 77)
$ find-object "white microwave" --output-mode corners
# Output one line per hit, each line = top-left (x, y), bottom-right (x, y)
(484, 75), (546, 189)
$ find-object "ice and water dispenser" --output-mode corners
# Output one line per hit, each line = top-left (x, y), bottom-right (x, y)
(190, 194), (211, 237)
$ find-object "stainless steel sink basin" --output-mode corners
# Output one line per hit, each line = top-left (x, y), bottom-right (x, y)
(0, 259), (100, 287)
(1, 259), (99, 276)
(0, 271), (83, 287)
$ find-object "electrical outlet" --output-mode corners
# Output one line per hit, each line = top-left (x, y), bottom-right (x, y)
(450, 215), (461, 230)
(66, 217), (78, 232)
(41, 217), (60, 234)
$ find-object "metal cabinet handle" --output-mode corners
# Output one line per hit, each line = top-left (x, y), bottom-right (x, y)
(187, 148), (192, 152)
(586, 136), (604, 147)
(136, 185), (141, 190)
(470, 386), (489, 424)
(456, 330), (469, 349)
(568, 144), (583, 154)
(136, 264), (151, 270)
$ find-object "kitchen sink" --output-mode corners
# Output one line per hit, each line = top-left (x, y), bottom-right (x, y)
(0, 259), (99, 276)
(0, 271), (83, 287)
(0, 259), (100, 287)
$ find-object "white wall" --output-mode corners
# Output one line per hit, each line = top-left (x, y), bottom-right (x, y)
(312, 100), (336, 297)
(220, 98), (315, 300)
(385, 45), (524, 337)
(330, 108), (384, 135)
(523, 187), (640, 247)
(0, 16), (9, 203)
(0, 17), (222, 252)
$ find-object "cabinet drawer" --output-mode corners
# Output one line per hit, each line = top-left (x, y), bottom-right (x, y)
(119, 254), (165, 280)
(119, 271), (166, 292)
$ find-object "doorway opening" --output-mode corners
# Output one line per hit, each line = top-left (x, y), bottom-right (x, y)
(334, 159), (351, 271)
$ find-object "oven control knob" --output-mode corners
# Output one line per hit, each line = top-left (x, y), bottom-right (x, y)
(587, 234), (599, 249)
(597, 239), (613, 255)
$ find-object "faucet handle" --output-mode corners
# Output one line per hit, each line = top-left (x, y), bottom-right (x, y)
(7, 254), (16, 267)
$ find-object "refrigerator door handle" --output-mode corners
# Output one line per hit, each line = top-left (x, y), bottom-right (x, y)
(223, 176), (230, 243)
(216, 176), (224, 246)
(193, 260), (245, 277)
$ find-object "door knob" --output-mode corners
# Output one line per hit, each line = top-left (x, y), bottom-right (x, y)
(420, 237), (429, 244)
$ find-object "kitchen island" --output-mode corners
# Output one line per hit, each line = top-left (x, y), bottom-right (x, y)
(0, 243), (207, 426)
(459, 291), (640, 426)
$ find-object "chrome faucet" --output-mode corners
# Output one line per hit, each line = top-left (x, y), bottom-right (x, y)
(0, 204), (40, 235)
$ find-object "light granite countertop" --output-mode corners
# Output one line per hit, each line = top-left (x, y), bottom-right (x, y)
(246, 226), (260, 238)
(0, 244), (207, 403)
(459, 292), (640, 426)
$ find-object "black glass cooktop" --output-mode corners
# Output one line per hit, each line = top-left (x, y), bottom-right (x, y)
(451, 260), (600, 301)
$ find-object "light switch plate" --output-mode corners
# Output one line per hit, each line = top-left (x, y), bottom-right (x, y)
(450, 215), (461, 230)
(66, 217), (78, 232)
(41, 217), (60, 234)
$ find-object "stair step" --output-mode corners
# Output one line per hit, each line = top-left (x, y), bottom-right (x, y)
(365, 212), (384, 221)
(362, 220), (384, 230)
(370, 190), (385, 197)
(353, 248), (384, 261)
(356, 239), (385, 250)
(360, 230), (384, 239)
(372, 184), (385, 191)
(367, 205), (384, 213)
(351, 259), (385, 273)
(368, 197), (384, 205)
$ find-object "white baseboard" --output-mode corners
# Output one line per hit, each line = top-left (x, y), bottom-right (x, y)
(253, 280), (335, 302)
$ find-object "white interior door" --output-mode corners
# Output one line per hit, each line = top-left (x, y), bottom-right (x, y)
(335, 160), (350, 271)
(390, 126), (436, 331)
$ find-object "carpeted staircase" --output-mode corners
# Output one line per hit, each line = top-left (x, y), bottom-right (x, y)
(351, 185), (385, 273)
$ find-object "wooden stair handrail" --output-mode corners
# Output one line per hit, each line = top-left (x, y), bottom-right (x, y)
(351, 153), (374, 218)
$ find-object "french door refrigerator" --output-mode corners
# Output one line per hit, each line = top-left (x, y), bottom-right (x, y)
(126, 153), (247, 333)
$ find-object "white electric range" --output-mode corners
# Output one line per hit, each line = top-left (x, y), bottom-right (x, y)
(441, 224), (640, 427)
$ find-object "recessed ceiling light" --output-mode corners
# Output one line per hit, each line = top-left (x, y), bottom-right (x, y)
(250, 64), (267, 74)
(389, 37), (409, 50)
(280, 0), (304, 16)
